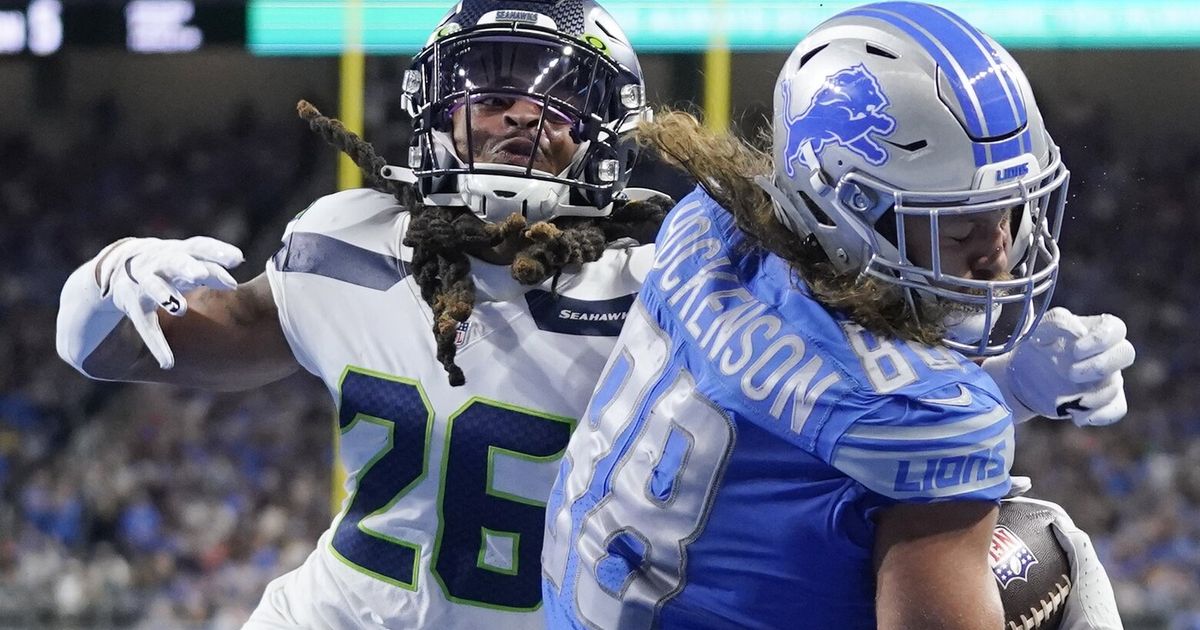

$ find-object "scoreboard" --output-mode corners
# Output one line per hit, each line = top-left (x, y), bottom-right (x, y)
(0, 0), (245, 55)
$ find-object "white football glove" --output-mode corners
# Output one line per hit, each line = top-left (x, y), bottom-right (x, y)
(1004, 475), (1033, 499)
(95, 236), (244, 369)
(983, 307), (1136, 426)
(1003, 496), (1124, 630)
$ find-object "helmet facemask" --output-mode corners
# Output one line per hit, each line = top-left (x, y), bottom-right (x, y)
(405, 25), (647, 223)
(849, 147), (1069, 356)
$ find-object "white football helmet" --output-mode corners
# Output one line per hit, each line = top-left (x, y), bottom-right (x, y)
(399, 0), (650, 224)
(757, 1), (1068, 356)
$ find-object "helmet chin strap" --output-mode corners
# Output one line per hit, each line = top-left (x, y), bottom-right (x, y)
(455, 163), (571, 223)
(382, 159), (615, 223)
(420, 132), (612, 223)
(939, 300), (1004, 347)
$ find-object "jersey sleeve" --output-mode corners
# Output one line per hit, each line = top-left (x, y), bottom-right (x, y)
(824, 381), (1014, 503)
(264, 189), (410, 378)
(265, 211), (321, 378)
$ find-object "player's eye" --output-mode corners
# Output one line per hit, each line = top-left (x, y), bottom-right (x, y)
(940, 222), (974, 244)
(472, 95), (513, 110)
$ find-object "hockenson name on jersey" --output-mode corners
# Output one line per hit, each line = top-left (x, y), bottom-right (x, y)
(649, 201), (843, 436)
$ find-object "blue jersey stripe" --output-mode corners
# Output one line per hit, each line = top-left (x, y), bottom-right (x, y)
(844, 2), (1025, 158)
(274, 232), (407, 291)
(843, 405), (1008, 446)
(837, 426), (1009, 463)
(839, 426), (1010, 455)
(844, 405), (1007, 441)
(839, 416), (1011, 455)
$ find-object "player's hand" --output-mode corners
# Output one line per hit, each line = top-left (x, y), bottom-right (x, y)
(1007, 497), (1124, 630)
(983, 307), (1135, 426)
(96, 236), (244, 369)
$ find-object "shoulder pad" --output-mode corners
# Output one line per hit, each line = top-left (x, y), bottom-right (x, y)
(284, 189), (406, 239)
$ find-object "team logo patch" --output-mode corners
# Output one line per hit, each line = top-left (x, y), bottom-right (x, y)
(524, 290), (635, 337)
(455, 321), (471, 347)
(996, 163), (1030, 182)
(989, 525), (1040, 588)
(782, 64), (897, 177)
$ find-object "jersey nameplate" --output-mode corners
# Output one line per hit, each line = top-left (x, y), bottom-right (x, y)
(648, 200), (843, 436)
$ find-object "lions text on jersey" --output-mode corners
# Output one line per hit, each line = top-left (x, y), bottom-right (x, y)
(254, 189), (651, 629)
(542, 188), (1014, 629)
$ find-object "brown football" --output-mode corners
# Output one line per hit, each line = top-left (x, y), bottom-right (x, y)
(992, 499), (1073, 630)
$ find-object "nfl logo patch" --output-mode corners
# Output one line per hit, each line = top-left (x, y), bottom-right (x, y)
(454, 321), (471, 347)
(989, 525), (1039, 588)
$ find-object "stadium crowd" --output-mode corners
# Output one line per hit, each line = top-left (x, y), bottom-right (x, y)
(1, 90), (1197, 628)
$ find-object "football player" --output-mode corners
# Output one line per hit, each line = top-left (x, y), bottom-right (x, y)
(542, 2), (1132, 629)
(56, 1), (671, 628)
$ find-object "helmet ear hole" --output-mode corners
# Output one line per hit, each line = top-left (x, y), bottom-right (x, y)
(798, 192), (835, 228)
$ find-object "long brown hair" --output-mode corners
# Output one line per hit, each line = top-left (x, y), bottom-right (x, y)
(636, 110), (944, 345)
(297, 101), (672, 385)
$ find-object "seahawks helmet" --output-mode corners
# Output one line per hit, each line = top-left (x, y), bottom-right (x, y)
(757, 1), (1068, 356)
(400, 0), (650, 223)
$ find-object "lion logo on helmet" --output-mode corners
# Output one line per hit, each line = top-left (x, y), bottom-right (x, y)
(782, 64), (897, 177)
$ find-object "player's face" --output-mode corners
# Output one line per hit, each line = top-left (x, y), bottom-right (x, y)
(451, 94), (580, 175)
(904, 208), (1013, 281)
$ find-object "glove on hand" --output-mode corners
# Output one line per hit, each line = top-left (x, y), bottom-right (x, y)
(983, 307), (1135, 426)
(96, 236), (243, 369)
(1001, 496), (1124, 630)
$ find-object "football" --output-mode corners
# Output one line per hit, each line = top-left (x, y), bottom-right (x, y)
(992, 498), (1073, 630)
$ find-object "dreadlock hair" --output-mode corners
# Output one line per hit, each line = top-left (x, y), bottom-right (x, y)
(298, 100), (673, 386)
(635, 110), (946, 346)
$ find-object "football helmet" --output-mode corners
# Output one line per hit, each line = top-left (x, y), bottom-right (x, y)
(400, 0), (650, 223)
(757, 1), (1068, 356)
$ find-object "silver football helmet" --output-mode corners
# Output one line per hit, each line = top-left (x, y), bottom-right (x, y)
(399, 0), (650, 224)
(757, 1), (1068, 356)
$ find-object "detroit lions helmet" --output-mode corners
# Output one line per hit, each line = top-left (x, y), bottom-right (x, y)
(758, 1), (1068, 356)
(401, 0), (649, 223)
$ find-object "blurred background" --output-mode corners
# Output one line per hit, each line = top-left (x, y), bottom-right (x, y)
(1, 0), (1198, 628)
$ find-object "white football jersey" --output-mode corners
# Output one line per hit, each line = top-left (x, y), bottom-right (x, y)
(255, 189), (651, 629)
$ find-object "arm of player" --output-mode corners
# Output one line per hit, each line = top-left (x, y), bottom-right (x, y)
(982, 307), (1135, 427)
(874, 500), (1004, 630)
(56, 237), (299, 391)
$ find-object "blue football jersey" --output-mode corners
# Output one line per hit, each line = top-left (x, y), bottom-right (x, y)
(542, 188), (1015, 630)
